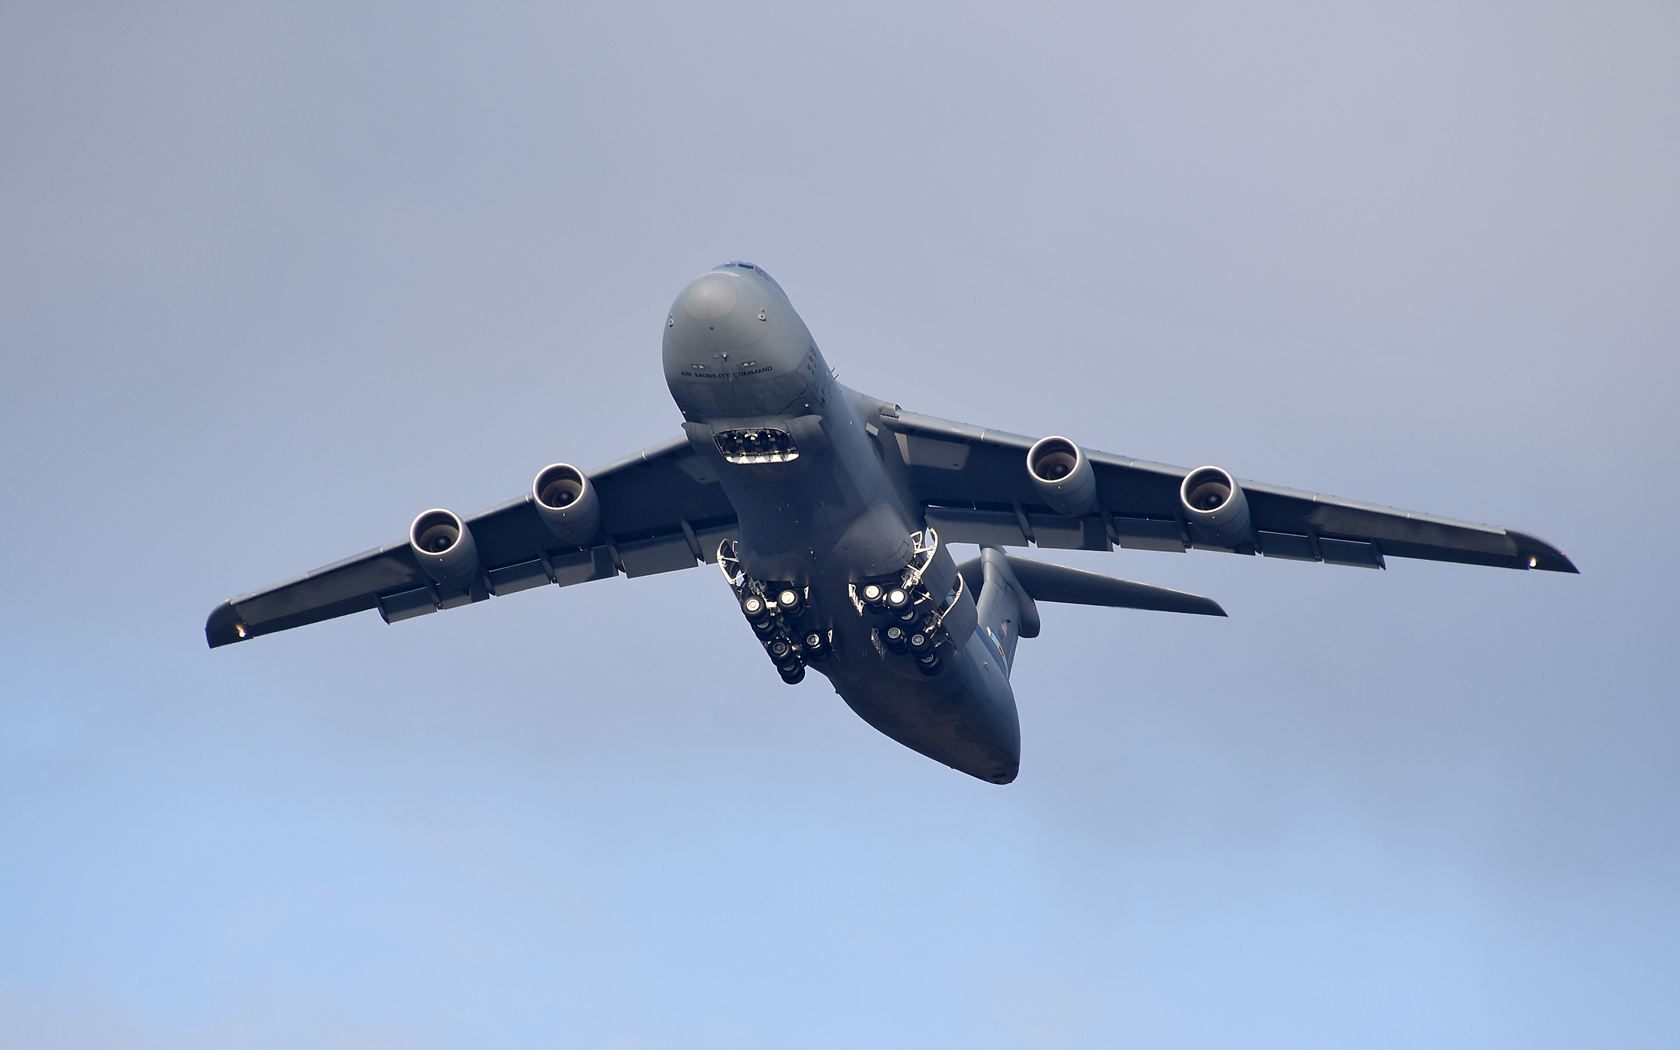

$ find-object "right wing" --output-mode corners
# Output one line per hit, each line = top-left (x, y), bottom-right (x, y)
(878, 409), (1576, 574)
(206, 436), (737, 648)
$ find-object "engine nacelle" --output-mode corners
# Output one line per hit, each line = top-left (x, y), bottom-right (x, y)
(1179, 466), (1252, 548)
(532, 463), (601, 545)
(409, 508), (481, 590)
(1027, 435), (1098, 517)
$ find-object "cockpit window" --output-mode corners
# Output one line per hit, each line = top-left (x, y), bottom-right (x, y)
(722, 260), (773, 279)
(717, 261), (784, 296)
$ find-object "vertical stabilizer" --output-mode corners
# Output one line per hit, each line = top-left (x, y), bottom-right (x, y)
(965, 547), (1039, 678)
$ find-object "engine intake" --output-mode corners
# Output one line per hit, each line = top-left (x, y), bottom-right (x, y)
(1179, 466), (1252, 549)
(1027, 435), (1097, 517)
(409, 509), (481, 590)
(533, 463), (601, 545)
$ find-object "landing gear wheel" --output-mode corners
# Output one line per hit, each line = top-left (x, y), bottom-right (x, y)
(776, 588), (804, 617)
(779, 663), (806, 685)
(916, 652), (942, 676)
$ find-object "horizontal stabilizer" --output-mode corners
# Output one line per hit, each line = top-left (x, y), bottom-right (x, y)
(984, 553), (1226, 617)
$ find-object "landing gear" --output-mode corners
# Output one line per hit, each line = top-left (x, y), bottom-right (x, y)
(719, 538), (828, 687)
(802, 631), (830, 661)
(775, 587), (805, 617)
(849, 528), (966, 678)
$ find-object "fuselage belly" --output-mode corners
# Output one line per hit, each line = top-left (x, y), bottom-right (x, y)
(664, 264), (1021, 783)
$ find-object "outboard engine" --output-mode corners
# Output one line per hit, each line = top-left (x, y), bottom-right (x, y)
(409, 509), (481, 590)
(1179, 466), (1253, 549)
(1027, 436), (1098, 517)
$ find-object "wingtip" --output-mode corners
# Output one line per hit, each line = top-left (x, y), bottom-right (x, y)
(205, 600), (249, 648)
(1506, 529), (1580, 575)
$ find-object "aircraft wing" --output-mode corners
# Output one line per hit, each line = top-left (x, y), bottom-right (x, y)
(206, 436), (738, 647)
(878, 409), (1577, 574)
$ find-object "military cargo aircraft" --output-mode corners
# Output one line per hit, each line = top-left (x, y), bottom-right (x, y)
(207, 262), (1576, 784)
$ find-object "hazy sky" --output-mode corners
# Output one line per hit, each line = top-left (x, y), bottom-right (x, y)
(3, 3), (1677, 1047)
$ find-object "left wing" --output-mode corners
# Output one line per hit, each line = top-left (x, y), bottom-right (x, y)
(876, 409), (1577, 574)
(206, 436), (738, 647)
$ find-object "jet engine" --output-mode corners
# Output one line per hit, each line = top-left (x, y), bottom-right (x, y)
(1179, 466), (1252, 549)
(532, 463), (601, 544)
(409, 509), (481, 590)
(1027, 436), (1097, 517)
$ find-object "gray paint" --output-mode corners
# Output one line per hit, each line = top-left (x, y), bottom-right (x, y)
(206, 262), (1571, 785)
(4, 3), (1674, 1046)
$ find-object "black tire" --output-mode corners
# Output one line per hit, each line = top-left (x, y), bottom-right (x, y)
(741, 595), (766, 619)
(882, 625), (908, 653)
(768, 638), (792, 660)
(777, 588), (804, 617)
(917, 653), (942, 676)
(779, 665), (806, 685)
(907, 631), (933, 654)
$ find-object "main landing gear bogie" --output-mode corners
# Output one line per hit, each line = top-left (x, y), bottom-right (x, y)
(719, 539), (828, 687)
(851, 528), (961, 678)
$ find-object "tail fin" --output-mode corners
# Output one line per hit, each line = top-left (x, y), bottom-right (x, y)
(965, 548), (1036, 675)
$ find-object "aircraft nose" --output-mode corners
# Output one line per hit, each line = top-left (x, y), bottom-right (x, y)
(679, 272), (739, 321)
(668, 271), (767, 356)
(663, 264), (828, 420)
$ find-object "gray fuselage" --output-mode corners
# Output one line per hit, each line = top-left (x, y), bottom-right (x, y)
(663, 263), (1022, 783)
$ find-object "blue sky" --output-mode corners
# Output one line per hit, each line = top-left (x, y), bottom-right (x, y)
(2, 3), (1677, 1046)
